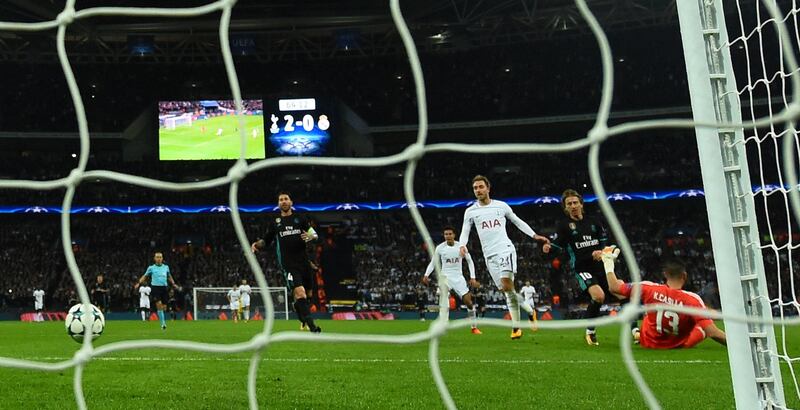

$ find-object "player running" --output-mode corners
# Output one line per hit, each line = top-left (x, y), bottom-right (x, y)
(602, 247), (726, 348)
(459, 175), (549, 339)
(252, 191), (321, 333)
(136, 252), (179, 330)
(520, 281), (537, 310)
(542, 189), (638, 346)
(422, 226), (482, 334)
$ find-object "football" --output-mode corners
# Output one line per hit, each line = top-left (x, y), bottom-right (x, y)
(64, 303), (105, 343)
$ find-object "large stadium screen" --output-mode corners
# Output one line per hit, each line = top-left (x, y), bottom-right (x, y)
(158, 99), (266, 160)
(266, 97), (332, 156)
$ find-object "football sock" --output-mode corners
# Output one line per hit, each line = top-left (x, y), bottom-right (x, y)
(295, 299), (316, 329)
(157, 310), (165, 326)
(467, 306), (477, 329)
(585, 299), (602, 333)
(504, 291), (520, 328)
(141, 310), (146, 321)
(244, 309), (250, 321)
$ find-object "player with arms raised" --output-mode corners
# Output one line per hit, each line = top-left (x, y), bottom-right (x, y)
(459, 175), (549, 339)
(136, 252), (179, 330)
(422, 226), (481, 334)
(252, 191), (321, 333)
(602, 247), (726, 348)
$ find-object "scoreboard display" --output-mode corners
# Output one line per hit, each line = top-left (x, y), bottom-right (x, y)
(266, 97), (332, 156)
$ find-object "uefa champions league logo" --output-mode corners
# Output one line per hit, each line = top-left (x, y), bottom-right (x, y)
(607, 193), (633, 201)
(210, 205), (231, 213)
(678, 189), (703, 197)
(401, 202), (425, 208)
(86, 206), (110, 213)
(24, 206), (48, 213)
(534, 196), (559, 204)
(148, 206), (172, 213)
(336, 203), (359, 210)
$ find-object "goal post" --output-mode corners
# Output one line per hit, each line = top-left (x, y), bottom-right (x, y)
(163, 114), (193, 130)
(192, 286), (289, 321)
(677, 0), (785, 408)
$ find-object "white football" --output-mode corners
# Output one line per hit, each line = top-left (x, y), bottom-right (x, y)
(65, 303), (105, 343)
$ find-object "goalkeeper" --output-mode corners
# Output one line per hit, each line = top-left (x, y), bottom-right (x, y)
(252, 191), (321, 333)
(602, 247), (726, 349)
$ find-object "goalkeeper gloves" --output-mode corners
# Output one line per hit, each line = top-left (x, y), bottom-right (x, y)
(601, 246), (621, 273)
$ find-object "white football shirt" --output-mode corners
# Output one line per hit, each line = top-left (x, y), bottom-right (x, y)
(227, 289), (241, 307)
(239, 285), (252, 297)
(139, 286), (151, 304)
(33, 289), (44, 304)
(424, 241), (476, 279)
(521, 285), (537, 300)
(459, 199), (536, 257)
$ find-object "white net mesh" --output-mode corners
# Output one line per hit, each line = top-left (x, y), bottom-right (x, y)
(1, 0), (800, 409)
(720, 0), (800, 405)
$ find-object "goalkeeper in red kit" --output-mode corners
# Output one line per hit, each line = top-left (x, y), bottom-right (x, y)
(601, 247), (726, 349)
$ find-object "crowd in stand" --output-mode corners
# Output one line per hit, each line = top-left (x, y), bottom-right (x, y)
(0, 135), (708, 207)
(1, 200), (796, 316)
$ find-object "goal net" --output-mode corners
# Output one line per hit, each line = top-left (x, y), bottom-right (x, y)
(715, 0), (800, 406)
(0, 1), (798, 410)
(192, 287), (289, 320)
(163, 113), (193, 130)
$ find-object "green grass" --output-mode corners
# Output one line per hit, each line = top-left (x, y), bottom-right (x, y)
(0, 320), (798, 409)
(159, 114), (265, 160)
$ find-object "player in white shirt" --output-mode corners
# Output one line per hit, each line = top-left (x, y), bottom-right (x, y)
(139, 284), (151, 321)
(33, 289), (45, 322)
(520, 281), (538, 311)
(459, 175), (549, 340)
(422, 226), (481, 334)
(239, 279), (253, 322)
(227, 284), (241, 323)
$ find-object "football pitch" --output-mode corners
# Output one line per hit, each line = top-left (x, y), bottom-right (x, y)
(159, 115), (265, 160)
(1, 320), (798, 409)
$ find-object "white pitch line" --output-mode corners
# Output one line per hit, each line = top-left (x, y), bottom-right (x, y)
(17, 356), (726, 365)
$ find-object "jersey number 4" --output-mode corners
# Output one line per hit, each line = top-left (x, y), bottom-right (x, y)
(656, 310), (680, 335)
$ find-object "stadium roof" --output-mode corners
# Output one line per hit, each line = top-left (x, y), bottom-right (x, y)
(0, 0), (694, 63)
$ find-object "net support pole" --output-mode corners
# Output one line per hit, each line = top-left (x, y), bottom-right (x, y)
(284, 288), (288, 321)
(193, 287), (198, 321)
(676, 0), (785, 408)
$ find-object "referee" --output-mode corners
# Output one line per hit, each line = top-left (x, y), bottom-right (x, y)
(135, 252), (179, 330)
(252, 191), (321, 333)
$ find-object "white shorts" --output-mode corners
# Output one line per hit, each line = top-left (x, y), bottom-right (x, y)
(230, 302), (240, 311)
(524, 298), (535, 307)
(34, 302), (43, 310)
(140, 300), (150, 309)
(241, 296), (251, 308)
(485, 250), (517, 288)
(443, 273), (470, 298)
